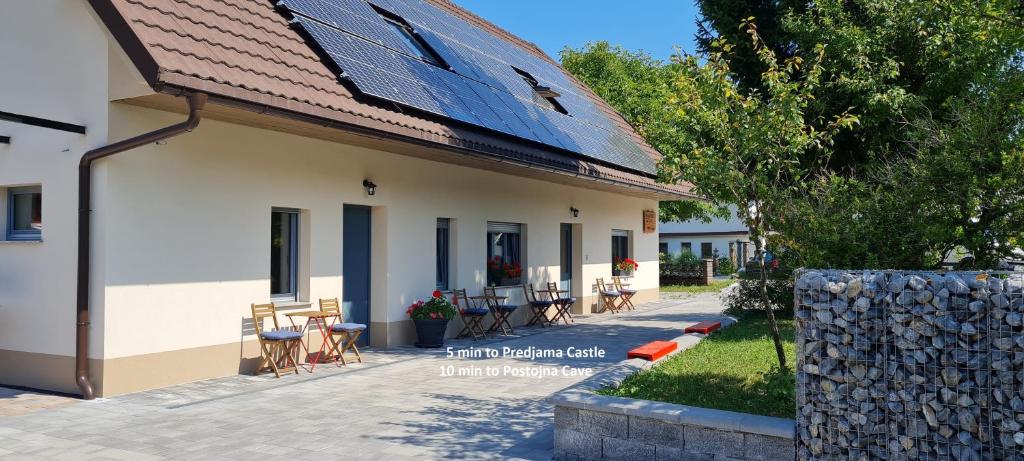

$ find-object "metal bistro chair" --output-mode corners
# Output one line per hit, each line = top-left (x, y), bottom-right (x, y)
(251, 303), (303, 378)
(522, 283), (553, 327)
(546, 281), (575, 325)
(484, 286), (518, 335)
(453, 289), (488, 340)
(319, 297), (366, 365)
(612, 276), (638, 311)
(596, 278), (625, 314)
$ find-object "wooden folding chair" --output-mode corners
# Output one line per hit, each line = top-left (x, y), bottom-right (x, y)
(547, 282), (575, 325)
(251, 303), (303, 377)
(522, 283), (553, 327)
(596, 278), (625, 314)
(319, 297), (366, 365)
(612, 276), (638, 311)
(453, 289), (487, 340)
(484, 286), (518, 335)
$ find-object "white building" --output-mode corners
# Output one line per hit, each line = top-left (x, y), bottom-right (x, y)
(660, 206), (752, 267)
(0, 0), (694, 397)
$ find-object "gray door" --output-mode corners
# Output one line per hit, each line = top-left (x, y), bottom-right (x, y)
(343, 205), (371, 345)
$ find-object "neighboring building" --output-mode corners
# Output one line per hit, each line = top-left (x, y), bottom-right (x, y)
(0, 1), (694, 397)
(660, 206), (752, 267)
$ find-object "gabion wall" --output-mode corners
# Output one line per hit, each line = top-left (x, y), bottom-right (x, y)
(795, 270), (1024, 460)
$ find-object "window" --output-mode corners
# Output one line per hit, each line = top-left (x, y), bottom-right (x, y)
(659, 242), (668, 255)
(486, 222), (522, 286)
(611, 230), (630, 276)
(701, 242), (713, 259)
(681, 242), (692, 254)
(560, 223), (572, 282)
(6, 186), (41, 241)
(436, 218), (451, 290)
(271, 208), (299, 301)
(512, 67), (569, 115)
(373, 5), (447, 67)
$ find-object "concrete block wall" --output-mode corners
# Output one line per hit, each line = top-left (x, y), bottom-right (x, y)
(551, 396), (795, 461)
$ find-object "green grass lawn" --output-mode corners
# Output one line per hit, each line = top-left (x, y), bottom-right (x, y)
(660, 279), (735, 293)
(598, 312), (796, 418)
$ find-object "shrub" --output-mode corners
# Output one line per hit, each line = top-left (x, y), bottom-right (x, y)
(716, 257), (736, 275)
(673, 249), (701, 266)
(722, 265), (794, 317)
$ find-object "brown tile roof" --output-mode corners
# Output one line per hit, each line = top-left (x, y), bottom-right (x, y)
(90, 0), (696, 199)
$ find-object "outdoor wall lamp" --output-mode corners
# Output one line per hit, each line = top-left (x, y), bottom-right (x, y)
(362, 179), (377, 196)
(570, 206), (580, 218)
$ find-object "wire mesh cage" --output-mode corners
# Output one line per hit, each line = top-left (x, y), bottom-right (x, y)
(795, 270), (1024, 461)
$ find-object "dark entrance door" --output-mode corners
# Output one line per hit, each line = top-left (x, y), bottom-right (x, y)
(343, 205), (371, 345)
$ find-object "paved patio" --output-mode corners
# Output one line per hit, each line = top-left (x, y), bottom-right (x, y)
(0, 293), (726, 460)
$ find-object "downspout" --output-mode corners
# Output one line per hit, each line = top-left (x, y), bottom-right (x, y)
(75, 92), (206, 399)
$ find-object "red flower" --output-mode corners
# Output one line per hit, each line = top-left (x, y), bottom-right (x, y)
(432, 289), (443, 298)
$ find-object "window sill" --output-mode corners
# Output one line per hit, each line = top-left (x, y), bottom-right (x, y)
(272, 301), (312, 309)
(488, 284), (523, 289)
(0, 239), (42, 245)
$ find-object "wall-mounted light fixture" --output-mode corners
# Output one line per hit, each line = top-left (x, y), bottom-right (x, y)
(362, 179), (377, 196)
(570, 206), (580, 218)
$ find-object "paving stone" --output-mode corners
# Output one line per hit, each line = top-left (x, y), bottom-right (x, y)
(0, 294), (727, 459)
(684, 426), (744, 458)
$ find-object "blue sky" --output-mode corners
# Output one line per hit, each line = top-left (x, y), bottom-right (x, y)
(453, 0), (700, 62)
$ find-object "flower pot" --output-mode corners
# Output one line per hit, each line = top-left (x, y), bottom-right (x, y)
(413, 318), (449, 348)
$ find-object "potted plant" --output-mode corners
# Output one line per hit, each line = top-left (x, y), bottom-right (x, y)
(501, 261), (522, 286)
(407, 290), (458, 348)
(487, 256), (503, 286)
(615, 257), (639, 276)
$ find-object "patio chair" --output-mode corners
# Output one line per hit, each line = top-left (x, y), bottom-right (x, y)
(453, 289), (487, 340)
(546, 282), (575, 325)
(319, 298), (366, 365)
(251, 303), (303, 378)
(483, 286), (518, 335)
(596, 278), (624, 314)
(522, 283), (553, 327)
(612, 276), (637, 311)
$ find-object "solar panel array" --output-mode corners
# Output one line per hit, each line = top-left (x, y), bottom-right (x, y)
(276, 0), (657, 175)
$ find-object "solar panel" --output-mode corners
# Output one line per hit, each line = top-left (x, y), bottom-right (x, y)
(278, 0), (657, 175)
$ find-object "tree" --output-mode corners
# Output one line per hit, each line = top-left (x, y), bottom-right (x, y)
(562, 1), (1024, 275)
(561, 42), (729, 223)
(657, 21), (858, 367)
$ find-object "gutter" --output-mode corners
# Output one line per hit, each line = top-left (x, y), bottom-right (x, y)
(75, 92), (206, 400)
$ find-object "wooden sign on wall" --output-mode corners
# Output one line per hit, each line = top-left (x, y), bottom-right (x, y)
(643, 209), (657, 233)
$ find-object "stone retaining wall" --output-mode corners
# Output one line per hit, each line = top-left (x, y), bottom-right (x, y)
(549, 327), (795, 461)
(551, 393), (795, 460)
(795, 270), (1024, 460)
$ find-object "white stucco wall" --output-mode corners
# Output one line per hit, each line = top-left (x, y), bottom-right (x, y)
(0, 1), (112, 359)
(96, 104), (660, 358)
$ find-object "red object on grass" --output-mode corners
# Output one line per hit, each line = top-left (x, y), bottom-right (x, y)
(627, 340), (678, 361)
(685, 321), (722, 334)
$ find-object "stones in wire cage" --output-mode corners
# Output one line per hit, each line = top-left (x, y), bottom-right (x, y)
(794, 270), (1024, 461)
